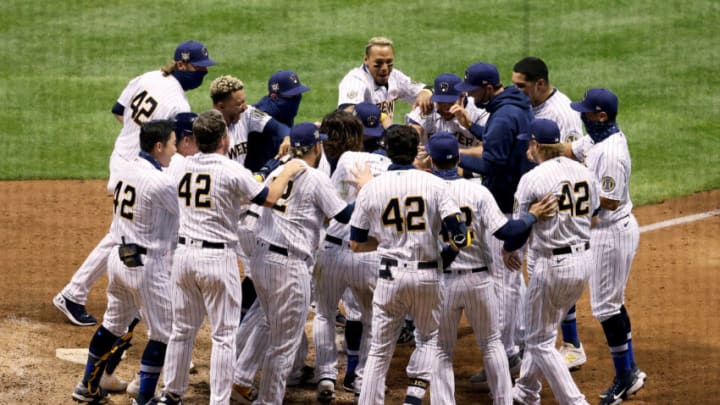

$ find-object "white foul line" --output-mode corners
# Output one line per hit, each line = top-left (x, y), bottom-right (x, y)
(639, 209), (720, 234)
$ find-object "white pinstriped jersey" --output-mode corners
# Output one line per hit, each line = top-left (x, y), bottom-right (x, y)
(514, 156), (600, 253)
(351, 169), (460, 262)
(405, 100), (489, 147)
(443, 178), (508, 270)
(256, 159), (347, 258)
(338, 65), (425, 120)
(583, 131), (634, 225)
(108, 157), (179, 252)
(175, 153), (265, 243)
(325, 151), (392, 239)
(226, 106), (272, 166)
(114, 70), (190, 160)
(533, 88), (583, 143)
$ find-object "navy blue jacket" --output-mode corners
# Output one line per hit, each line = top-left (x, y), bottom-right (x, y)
(460, 86), (535, 213)
(244, 96), (293, 172)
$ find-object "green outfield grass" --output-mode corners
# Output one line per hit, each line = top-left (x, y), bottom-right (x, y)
(1, 0), (718, 205)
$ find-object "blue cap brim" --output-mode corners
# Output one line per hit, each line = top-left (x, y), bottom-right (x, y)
(280, 85), (310, 97)
(431, 94), (460, 103)
(454, 81), (480, 93)
(363, 126), (384, 137)
(191, 58), (218, 67)
(570, 101), (593, 113)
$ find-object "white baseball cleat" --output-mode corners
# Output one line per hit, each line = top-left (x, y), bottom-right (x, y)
(558, 342), (587, 370)
(126, 373), (141, 398)
(100, 372), (128, 392)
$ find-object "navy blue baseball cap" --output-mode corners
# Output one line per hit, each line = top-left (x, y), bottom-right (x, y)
(570, 88), (618, 115)
(354, 102), (384, 137)
(426, 131), (460, 163)
(455, 62), (500, 92)
(519, 119), (561, 144)
(290, 122), (327, 147)
(431, 73), (463, 103)
(174, 40), (217, 67)
(268, 70), (310, 97)
(174, 112), (198, 139)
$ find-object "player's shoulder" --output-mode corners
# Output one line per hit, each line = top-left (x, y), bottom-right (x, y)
(245, 105), (270, 122)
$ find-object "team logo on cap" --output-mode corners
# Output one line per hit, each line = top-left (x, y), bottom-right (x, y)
(595, 105), (602, 111)
(440, 82), (449, 94)
(181, 51), (191, 62)
(290, 74), (299, 84)
(202, 47), (208, 57)
(271, 82), (280, 92)
(464, 70), (469, 80)
(366, 115), (378, 127)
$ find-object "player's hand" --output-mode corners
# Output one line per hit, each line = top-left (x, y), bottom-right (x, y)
(449, 104), (472, 128)
(280, 159), (306, 178)
(502, 248), (523, 271)
(349, 162), (373, 191)
(278, 136), (291, 156)
(529, 192), (559, 221)
(413, 89), (433, 115)
(413, 148), (431, 172)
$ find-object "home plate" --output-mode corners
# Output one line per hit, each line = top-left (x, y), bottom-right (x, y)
(56, 348), (127, 364)
(56, 348), (89, 365)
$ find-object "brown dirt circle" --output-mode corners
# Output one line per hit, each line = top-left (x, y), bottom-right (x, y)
(0, 181), (718, 404)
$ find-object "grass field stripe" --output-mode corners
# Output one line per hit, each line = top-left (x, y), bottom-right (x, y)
(639, 209), (720, 234)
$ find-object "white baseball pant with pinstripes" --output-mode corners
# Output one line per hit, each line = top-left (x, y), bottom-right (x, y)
(514, 250), (591, 405)
(313, 240), (378, 388)
(251, 243), (313, 405)
(589, 214), (640, 320)
(431, 269), (511, 405)
(163, 244), (242, 405)
(358, 264), (440, 405)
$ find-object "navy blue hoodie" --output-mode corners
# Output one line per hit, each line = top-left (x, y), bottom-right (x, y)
(460, 86), (535, 213)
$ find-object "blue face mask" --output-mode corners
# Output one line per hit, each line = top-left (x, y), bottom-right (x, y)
(271, 95), (302, 126)
(581, 115), (619, 143)
(172, 69), (208, 91)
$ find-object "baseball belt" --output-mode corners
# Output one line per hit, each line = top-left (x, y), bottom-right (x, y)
(552, 241), (590, 256)
(178, 236), (225, 249)
(442, 266), (488, 275)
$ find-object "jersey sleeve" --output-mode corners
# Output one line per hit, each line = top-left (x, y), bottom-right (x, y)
(232, 161), (266, 203)
(595, 148), (626, 201)
(477, 185), (508, 234)
(350, 184), (372, 231)
(394, 69), (424, 104)
(246, 106), (272, 133)
(313, 171), (348, 218)
(116, 75), (141, 108)
(512, 175), (534, 219)
(338, 68), (368, 107)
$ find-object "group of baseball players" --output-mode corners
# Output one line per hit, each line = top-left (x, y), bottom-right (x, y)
(57, 36), (647, 405)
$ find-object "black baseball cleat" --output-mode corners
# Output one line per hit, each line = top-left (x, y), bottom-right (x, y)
(397, 320), (416, 346)
(597, 368), (647, 405)
(71, 383), (109, 404)
(147, 391), (183, 405)
(342, 370), (356, 392)
(54, 293), (97, 326)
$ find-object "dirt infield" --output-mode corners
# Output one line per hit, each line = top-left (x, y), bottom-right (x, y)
(0, 180), (718, 404)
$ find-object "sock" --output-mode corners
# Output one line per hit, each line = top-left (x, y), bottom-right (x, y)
(82, 326), (120, 391)
(601, 314), (632, 379)
(404, 378), (428, 405)
(620, 305), (636, 368)
(347, 355), (359, 375)
(561, 305), (580, 347)
(138, 340), (167, 401)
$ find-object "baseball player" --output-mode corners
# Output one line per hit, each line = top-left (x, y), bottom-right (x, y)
(71, 120), (179, 405)
(338, 36), (432, 122)
(504, 119), (599, 405)
(54, 40), (216, 327)
(424, 132), (558, 405)
(245, 69), (311, 172)
(455, 62), (535, 387)
(313, 106), (391, 401)
(512, 56), (587, 370)
(349, 125), (470, 405)
(149, 110), (304, 405)
(249, 122), (359, 404)
(406, 72), (489, 147)
(567, 89), (646, 404)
